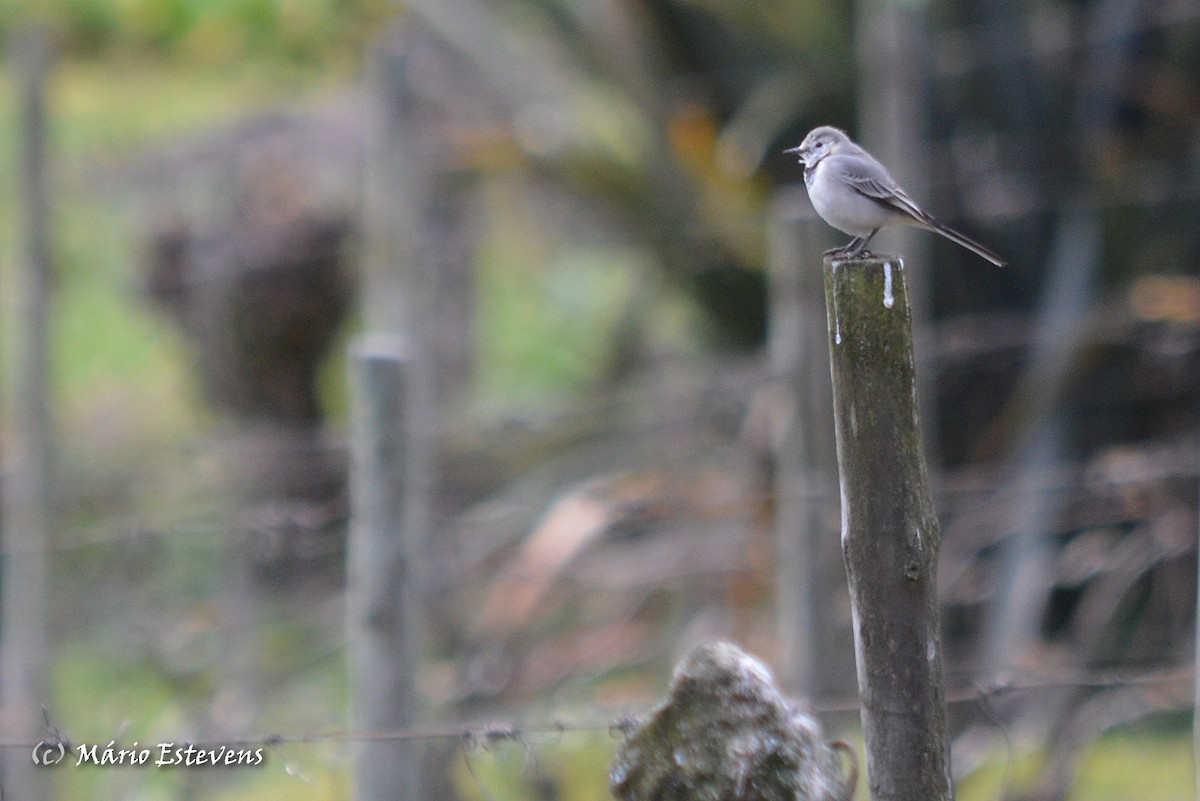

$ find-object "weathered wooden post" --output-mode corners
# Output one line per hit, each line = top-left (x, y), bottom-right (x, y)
(1, 29), (54, 801)
(1194, 476), (1200, 801)
(346, 335), (425, 801)
(855, 1), (938, 461)
(824, 255), (952, 801)
(361, 27), (438, 620)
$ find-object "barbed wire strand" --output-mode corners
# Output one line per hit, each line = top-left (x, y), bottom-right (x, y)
(4, 664), (1190, 755)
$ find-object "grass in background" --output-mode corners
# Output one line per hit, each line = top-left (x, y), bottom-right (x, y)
(2, 51), (657, 801)
(0, 55), (355, 801)
(453, 729), (617, 801)
(472, 174), (646, 404)
(0, 54), (359, 491)
(1071, 729), (1193, 800)
(2, 44), (1195, 801)
(447, 723), (1195, 801)
(956, 725), (1193, 801)
(50, 55), (344, 154)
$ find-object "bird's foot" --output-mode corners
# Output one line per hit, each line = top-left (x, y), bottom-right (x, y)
(823, 246), (879, 261)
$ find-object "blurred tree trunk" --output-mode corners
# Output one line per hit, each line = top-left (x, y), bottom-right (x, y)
(1, 29), (54, 801)
(767, 190), (849, 700)
(982, 211), (1099, 674)
(855, 0), (937, 460)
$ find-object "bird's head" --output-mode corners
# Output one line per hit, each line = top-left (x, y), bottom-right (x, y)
(784, 126), (850, 166)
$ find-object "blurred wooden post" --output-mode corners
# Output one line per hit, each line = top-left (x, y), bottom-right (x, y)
(1, 30), (54, 801)
(347, 336), (426, 801)
(1195, 468), (1200, 801)
(855, 0), (937, 461)
(349, 32), (448, 801)
(362, 28), (439, 602)
(767, 189), (844, 698)
(982, 209), (1097, 675)
(363, 34), (419, 336)
(824, 255), (952, 801)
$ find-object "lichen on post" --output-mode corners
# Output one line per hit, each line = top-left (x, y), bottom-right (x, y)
(610, 641), (856, 801)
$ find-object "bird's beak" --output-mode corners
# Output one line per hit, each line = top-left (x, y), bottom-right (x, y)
(783, 144), (805, 156)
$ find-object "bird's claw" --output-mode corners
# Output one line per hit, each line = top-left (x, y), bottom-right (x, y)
(823, 246), (878, 260)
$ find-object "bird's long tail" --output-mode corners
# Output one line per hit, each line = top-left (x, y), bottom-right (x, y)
(920, 216), (1007, 267)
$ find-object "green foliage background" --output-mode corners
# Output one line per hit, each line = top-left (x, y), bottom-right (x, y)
(0, 0), (393, 66)
(0, 2), (1193, 799)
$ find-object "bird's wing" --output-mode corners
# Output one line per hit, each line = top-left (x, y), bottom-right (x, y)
(829, 154), (934, 224)
(825, 152), (1007, 266)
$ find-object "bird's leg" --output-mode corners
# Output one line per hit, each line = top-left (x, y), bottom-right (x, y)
(844, 230), (879, 259)
(824, 235), (865, 257)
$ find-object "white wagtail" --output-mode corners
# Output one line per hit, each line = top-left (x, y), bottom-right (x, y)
(785, 126), (1006, 266)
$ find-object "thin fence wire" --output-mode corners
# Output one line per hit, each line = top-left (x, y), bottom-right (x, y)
(19, 449), (1200, 557)
(4, 664), (1190, 754)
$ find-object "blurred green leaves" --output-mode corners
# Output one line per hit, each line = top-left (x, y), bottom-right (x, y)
(0, 0), (394, 66)
(396, 0), (852, 350)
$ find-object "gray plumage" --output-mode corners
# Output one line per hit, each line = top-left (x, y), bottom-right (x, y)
(786, 126), (1006, 267)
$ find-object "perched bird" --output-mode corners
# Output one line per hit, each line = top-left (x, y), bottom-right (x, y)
(785, 126), (1006, 266)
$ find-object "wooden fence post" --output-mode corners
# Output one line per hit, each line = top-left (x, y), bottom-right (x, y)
(1195, 469), (1200, 801)
(823, 255), (952, 801)
(1, 29), (54, 801)
(855, 2), (938, 462)
(347, 335), (426, 801)
(361, 28), (439, 604)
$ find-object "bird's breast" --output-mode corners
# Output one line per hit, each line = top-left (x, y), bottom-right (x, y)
(807, 160), (897, 236)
